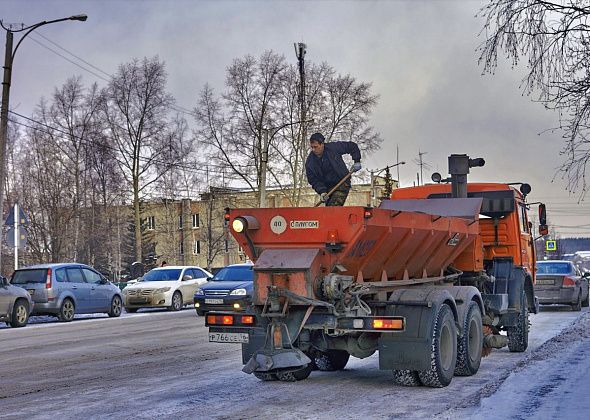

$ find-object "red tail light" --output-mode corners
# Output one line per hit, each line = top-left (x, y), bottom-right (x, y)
(563, 276), (576, 287)
(326, 230), (339, 245)
(45, 268), (52, 289)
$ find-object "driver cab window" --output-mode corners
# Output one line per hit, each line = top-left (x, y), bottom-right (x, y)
(519, 205), (529, 234)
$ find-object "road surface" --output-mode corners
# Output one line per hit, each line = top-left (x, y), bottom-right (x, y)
(0, 306), (587, 419)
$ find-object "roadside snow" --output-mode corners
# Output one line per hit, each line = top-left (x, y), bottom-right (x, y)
(439, 312), (590, 419)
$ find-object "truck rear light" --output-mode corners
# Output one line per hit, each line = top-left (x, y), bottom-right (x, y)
(207, 314), (234, 325)
(363, 207), (373, 219)
(241, 315), (254, 325)
(45, 268), (52, 289)
(563, 276), (576, 287)
(372, 318), (404, 330)
(326, 230), (339, 245)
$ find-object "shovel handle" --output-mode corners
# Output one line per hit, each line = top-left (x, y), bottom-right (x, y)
(314, 171), (353, 207)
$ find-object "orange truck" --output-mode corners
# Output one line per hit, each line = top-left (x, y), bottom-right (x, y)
(206, 154), (548, 387)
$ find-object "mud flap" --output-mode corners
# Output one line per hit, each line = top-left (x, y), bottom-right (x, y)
(378, 287), (456, 371)
(243, 348), (312, 374)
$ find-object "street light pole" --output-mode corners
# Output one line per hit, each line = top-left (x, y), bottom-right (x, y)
(0, 14), (87, 274)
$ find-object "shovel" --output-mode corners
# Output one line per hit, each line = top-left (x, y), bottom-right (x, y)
(314, 171), (353, 207)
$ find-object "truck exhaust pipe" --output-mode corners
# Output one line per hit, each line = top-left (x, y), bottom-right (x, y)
(448, 154), (485, 198)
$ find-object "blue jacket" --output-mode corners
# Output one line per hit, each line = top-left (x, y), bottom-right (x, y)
(305, 141), (361, 194)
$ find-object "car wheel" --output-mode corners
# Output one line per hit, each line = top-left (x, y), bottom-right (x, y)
(58, 298), (75, 322)
(572, 292), (582, 312)
(108, 295), (122, 317)
(169, 291), (182, 311)
(9, 299), (29, 328)
(125, 307), (138, 313)
(582, 290), (589, 308)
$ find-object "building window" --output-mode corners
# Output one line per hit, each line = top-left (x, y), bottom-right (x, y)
(147, 216), (155, 230)
(179, 241), (184, 255)
(224, 240), (229, 253)
(192, 213), (200, 228)
(178, 215), (183, 230)
(193, 240), (200, 255)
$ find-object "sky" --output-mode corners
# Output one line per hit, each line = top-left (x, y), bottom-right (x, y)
(2, 0), (590, 238)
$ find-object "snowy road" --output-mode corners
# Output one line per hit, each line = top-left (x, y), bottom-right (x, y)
(0, 306), (587, 419)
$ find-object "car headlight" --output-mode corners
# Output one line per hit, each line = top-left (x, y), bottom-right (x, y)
(230, 288), (247, 296)
(195, 288), (204, 296)
(154, 287), (171, 294)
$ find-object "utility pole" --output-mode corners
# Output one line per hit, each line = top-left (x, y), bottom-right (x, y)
(259, 129), (269, 208)
(294, 42), (307, 146)
(0, 14), (87, 274)
(396, 145), (401, 187)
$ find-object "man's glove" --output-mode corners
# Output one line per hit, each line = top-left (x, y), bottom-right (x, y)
(320, 193), (329, 203)
(351, 162), (362, 172)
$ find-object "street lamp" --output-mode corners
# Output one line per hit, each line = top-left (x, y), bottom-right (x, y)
(370, 161), (406, 206)
(0, 14), (87, 273)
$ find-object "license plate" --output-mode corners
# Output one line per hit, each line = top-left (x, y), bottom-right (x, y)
(130, 298), (148, 303)
(208, 332), (249, 343)
(537, 279), (555, 285)
(205, 298), (224, 304)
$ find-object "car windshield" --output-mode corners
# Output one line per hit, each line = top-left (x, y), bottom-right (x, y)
(142, 269), (182, 281)
(212, 266), (254, 282)
(11, 269), (48, 284)
(537, 262), (573, 275)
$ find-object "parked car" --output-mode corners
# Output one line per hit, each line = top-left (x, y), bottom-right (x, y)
(122, 266), (212, 312)
(0, 276), (33, 327)
(193, 263), (254, 316)
(10, 263), (123, 322)
(536, 260), (590, 311)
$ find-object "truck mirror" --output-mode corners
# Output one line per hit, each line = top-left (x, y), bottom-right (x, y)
(539, 224), (549, 236)
(538, 203), (547, 225)
(520, 183), (531, 196)
(431, 172), (442, 183)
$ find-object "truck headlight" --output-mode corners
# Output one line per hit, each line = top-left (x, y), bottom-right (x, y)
(230, 288), (247, 296)
(195, 288), (204, 296)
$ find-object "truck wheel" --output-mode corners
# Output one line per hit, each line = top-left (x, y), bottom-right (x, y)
(418, 303), (457, 388)
(253, 372), (278, 381)
(9, 299), (29, 328)
(58, 298), (75, 322)
(571, 293), (582, 312)
(454, 301), (483, 377)
(392, 370), (421, 386)
(276, 364), (313, 382)
(507, 291), (529, 352)
(314, 350), (350, 371)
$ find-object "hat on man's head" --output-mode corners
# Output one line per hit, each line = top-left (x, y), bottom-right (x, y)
(309, 132), (325, 143)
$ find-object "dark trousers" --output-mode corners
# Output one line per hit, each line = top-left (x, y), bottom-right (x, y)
(326, 189), (349, 206)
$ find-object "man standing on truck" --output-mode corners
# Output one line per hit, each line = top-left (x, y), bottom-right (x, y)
(305, 132), (362, 206)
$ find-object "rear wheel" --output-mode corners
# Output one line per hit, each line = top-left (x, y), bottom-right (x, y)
(276, 364), (313, 382)
(9, 299), (29, 328)
(313, 350), (350, 371)
(455, 301), (483, 376)
(392, 370), (421, 386)
(507, 291), (529, 352)
(108, 295), (122, 317)
(418, 303), (457, 388)
(169, 291), (182, 311)
(58, 299), (75, 322)
(572, 292), (582, 312)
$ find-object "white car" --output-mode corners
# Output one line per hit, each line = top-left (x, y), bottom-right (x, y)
(123, 266), (212, 312)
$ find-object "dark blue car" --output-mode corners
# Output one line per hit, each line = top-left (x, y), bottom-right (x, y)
(193, 263), (253, 316)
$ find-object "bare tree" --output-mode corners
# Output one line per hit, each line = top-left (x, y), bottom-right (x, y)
(479, 0), (590, 197)
(102, 56), (178, 262)
(194, 51), (382, 206)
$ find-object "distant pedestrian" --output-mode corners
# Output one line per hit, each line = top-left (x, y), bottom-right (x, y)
(305, 132), (362, 206)
(161, 260), (168, 267)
